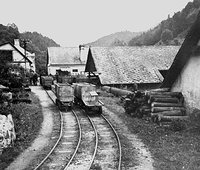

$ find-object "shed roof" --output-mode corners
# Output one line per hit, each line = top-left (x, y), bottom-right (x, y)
(162, 11), (200, 88)
(47, 47), (87, 65)
(85, 46), (180, 85)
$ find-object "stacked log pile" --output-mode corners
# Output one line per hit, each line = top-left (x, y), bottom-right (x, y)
(123, 88), (188, 125)
(147, 88), (188, 125)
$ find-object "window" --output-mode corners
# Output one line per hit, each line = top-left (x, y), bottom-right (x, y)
(72, 69), (78, 72)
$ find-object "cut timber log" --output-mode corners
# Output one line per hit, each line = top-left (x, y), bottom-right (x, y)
(24, 87), (31, 92)
(151, 107), (185, 113)
(157, 115), (189, 122)
(149, 94), (176, 99)
(150, 88), (170, 92)
(150, 97), (180, 103)
(147, 91), (182, 97)
(151, 110), (186, 117)
(151, 102), (183, 107)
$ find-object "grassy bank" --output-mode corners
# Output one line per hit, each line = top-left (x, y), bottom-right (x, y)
(0, 92), (43, 169)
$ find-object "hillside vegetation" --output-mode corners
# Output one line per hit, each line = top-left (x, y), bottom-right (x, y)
(129, 0), (200, 46)
(87, 31), (141, 46)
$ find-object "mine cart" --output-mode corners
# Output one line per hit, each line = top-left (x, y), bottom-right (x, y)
(73, 83), (102, 114)
(41, 76), (53, 89)
(55, 83), (74, 110)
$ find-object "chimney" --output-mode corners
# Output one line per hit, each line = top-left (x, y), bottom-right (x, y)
(79, 45), (85, 62)
(14, 39), (20, 47)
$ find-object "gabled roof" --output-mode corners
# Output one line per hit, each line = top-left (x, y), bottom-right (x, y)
(47, 47), (86, 65)
(0, 42), (32, 64)
(85, 46), (180, 85)
(162, 11), (200, 88)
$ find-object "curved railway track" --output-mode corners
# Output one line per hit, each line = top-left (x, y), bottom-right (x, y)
(88, 112), (122, 170)
(33, 89), (121, 170)
(33, 90), (81, 170)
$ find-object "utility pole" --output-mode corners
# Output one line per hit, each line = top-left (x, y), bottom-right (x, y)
(21, 39), (31, 73)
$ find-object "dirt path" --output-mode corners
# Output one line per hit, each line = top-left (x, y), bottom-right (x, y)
(103, 106), (154, 170)
(6, 86), (54, 170)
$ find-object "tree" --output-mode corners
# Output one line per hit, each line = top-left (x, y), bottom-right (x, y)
(161, 29), (173, 43)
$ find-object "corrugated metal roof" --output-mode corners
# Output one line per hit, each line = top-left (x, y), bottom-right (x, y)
(48, 47), (88, 65)
(88, 46), (180, 84)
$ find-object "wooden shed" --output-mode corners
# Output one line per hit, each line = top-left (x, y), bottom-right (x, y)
(85, 46), (180, 90)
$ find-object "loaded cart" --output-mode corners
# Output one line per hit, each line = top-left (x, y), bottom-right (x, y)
(73, 83), (103, 114)
(55, 83), (74, 110)
(41, 76), (53, 89)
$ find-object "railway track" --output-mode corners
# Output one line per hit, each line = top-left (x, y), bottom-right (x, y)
(89, 112), (122, 170)
(33, 90), (81, 170)
(34, 89), (121, 170)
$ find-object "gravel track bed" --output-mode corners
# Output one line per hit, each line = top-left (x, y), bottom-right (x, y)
(99, 91), (154, 170)
(90, 115), (119, 170)
(66, 109), (96, 170)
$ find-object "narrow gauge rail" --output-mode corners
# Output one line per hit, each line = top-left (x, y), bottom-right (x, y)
(33, 89), (121, 170)
(89, 111), (122, 170)
(33, 90), (81, 170)
(64, 108), (98, 170)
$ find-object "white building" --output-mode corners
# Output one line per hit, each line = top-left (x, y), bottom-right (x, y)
(0, 39), (36, 71)
(47, 46), (88, 75)
(162, 11), (200, 113)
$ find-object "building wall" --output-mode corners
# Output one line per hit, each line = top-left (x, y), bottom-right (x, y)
(172, 54), (200, 112)
(48, 65), (86, 75)
(0, 44), (31, 70)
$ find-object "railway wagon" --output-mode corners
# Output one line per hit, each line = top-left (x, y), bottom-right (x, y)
(73, 83), (102, 114)
(41, 76), (53, 89)
(55, 83), (74, 110)
(57, 76), (74, 84)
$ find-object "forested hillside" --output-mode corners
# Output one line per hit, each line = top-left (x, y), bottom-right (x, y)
(0, 23), (20, 44)
(0, 23), (59, 74)
(20, 32), (60, 73)
(87, 31), (141, 46)
(129, 0), (200, 46)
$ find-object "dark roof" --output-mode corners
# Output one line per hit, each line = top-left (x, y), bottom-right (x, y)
(47, 47), (88, 65)
(162, 11), (200, 88)
(0, 42), (32, 64)
(85, 46), (180, 85)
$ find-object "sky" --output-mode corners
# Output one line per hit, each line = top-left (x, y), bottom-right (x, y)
(0, 0), (193, 47)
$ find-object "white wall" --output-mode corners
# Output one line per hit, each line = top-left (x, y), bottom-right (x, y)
(172, 54), (200, 112)
(0, 44), (31, 71)
(48, 65), (86, 75)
